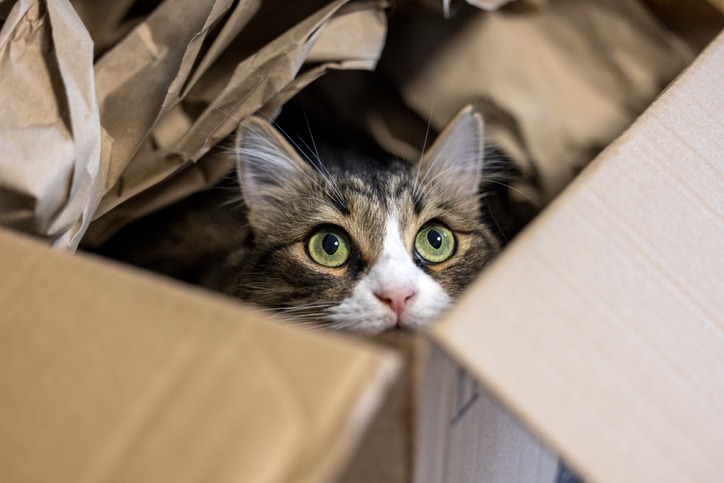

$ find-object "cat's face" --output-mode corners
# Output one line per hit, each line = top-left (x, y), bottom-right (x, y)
(224, 107), (500, 335)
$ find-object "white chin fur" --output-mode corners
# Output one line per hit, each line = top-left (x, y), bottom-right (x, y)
(326, 216), (452, 334)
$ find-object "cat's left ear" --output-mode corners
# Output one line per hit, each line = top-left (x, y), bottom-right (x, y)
(417, 105), (485, 197)
(234, 116), (315, 232)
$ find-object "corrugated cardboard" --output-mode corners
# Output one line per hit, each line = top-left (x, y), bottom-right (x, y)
(413, 342), (558, 482)
(340, 334), (559, 483)
(431, 31), (724, 483)
(0, 228), (400, 482)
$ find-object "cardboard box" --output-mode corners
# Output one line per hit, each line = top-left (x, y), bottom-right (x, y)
(0, 1), (722, 482)
(0, 227), (400, 482)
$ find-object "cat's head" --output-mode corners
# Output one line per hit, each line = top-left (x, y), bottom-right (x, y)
(226, 106), (501, 335)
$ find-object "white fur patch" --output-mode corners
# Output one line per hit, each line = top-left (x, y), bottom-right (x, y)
(328, 215), (451, 334)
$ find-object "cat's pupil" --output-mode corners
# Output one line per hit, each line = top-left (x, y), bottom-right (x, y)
(427, 230), (443, 250)
(322, 233), (339, 255)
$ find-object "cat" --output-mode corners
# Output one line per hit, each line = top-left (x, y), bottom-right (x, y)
(93, 106), (509, 335)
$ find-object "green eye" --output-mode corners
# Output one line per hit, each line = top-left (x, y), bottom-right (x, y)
(307, 227), (351, 268)
(415, 223), (455, 264)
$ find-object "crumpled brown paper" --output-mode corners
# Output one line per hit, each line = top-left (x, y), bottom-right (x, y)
(376, 0), (695, 204)
(0, 0), (388, 249)
(291, 0), (698, 217)
(83, 0), (388, 246)
(0, 0), (103, 248)
(0, 0), (707, 248)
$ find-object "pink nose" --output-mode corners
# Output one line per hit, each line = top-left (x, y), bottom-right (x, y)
(375, 288), (416, 318)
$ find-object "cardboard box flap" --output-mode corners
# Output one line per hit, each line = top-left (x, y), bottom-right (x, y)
(0, 229), (400, 483)
(430, 32), (724, 482)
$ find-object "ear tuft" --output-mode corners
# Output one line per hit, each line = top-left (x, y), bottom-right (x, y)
(417, 105), (485, 197)
(234, 117), (314, 230)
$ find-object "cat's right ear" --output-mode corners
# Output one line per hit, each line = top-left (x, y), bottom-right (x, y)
(234, 117), (314, 231)
(417, 105), (485, 199)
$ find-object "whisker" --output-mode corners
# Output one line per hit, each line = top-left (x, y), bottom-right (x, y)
(417, 136), (455, 196)
(218, 195), (246, 209)
(213, 107), (345, 213)
(303, 109), (321, 163)
(294, 135), (347, 206)
(275, 305), (336, 315)
(413, 97), (436, 199)
(416, 155), (466, 195)
(483, 179), (540, 207)
(253, 112), (346, 205)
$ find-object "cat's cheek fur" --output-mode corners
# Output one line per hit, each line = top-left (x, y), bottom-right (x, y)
(222, 245), (356, 312)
